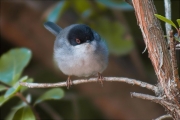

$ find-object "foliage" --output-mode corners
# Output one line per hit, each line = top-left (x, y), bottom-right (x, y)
(154, 14), (178, 29)
(0, 48), (64, 120)
(155, 14), (180, 42)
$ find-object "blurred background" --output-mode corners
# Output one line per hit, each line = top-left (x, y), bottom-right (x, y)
(0, 0), (179, 119)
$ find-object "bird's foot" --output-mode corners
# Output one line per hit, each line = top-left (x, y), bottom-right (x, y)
(66, 76), (72, 89)
(97, 73), (104, 87)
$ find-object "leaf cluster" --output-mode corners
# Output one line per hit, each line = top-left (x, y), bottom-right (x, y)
(155, 14), (180, 42)
(0, 48), (64, 120)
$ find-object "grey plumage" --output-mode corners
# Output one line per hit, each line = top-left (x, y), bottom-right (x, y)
(44, 21), (108, 83)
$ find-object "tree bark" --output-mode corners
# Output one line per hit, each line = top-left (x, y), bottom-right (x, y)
(132, 0), (180, 119)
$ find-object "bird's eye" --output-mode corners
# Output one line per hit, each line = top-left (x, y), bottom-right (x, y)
(76, 38), (81, 44)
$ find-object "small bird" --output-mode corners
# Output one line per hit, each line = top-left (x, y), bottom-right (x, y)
(44, 21), (108, 89)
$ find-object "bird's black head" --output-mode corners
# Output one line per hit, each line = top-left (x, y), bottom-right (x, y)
(67, 24), (94, 46)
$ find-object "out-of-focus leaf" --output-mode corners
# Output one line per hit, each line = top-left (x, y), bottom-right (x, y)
(4, 88), (16, 98)
(154, 14), (178, 29)
(177, 19), (180, 27)
(5, 109), (17, 120)
(0, 48), (31, 85)
(0, 95), (13, 106)
(81, 9), (92, 19)
(91, 18), (134, 55)
(4, 76), (28, 98)
(97, 0), (133, 10)
(5, 101), (27, 120)
(13, 102), (27, 110)
(0, 84), (7, 92)
(34, 88), (64, 105)
(13, 106), (35, 120)
(74, 0), (90, 14)
(46, 1), (70, 23)
(96, 1), (107, 10)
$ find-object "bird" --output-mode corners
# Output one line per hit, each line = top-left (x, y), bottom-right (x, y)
(44, 21), (109, 89)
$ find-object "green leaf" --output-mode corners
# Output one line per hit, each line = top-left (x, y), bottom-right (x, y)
(91, 18), (134, 55)
(0, 95), (13, 106)
(5, 109), (17, 120)
(154, 14), (177, 29)
(5, 101), (27, 120)
(46, 1), (69, 23)
(0, 48), (32, 85)
(34, 88), (64, 105)
(0, 76), (28, 106)
(0, 84), (7, 92)
(4, 76), (28, 98)
(4, 87), (16, 98)
(81, 9), (92, 19)
(13, 106), (35, 120)
(74, 0), (90, 14)
(177, 19), (180, 27)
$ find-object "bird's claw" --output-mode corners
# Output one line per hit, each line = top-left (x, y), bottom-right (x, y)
(97, 73), (104, 87)
(66, 76), (72, 89)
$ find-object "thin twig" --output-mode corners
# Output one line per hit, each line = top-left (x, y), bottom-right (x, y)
(164, 0), (171, 43)
(154, 114), (172, 120)
(131, 92), (162, 103)
(19, 77), (157, 92)
(176, 43), (180, 50)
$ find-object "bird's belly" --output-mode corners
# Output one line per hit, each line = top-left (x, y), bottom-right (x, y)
(56, 55), (105, 77)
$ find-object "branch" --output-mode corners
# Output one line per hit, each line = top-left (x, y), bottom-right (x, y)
(131, 92), (180, 118)
(176, 44), (180, 50)
(164, 0), (171, 43)
(154, 114), (172, 120)
(132, 0), (180, 118)
(16, 93), (40, 120)
(131, 92), (162, 103)
(132, 0), (179, 101)
(169, 30), (180, 90)
(20, 77), (157, 92)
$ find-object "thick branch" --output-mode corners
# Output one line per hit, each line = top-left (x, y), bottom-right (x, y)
(132, 0), (180, 102)
(20, 77), (157, 92)
(132, 0), (180, 119)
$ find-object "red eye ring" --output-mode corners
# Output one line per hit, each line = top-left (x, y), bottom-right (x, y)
(76, 38), (81, 44)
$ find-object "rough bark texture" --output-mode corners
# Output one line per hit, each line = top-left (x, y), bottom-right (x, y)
(132, 0), (180, 119)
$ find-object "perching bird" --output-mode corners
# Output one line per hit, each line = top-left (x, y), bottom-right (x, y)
(44, 21), (108, 89)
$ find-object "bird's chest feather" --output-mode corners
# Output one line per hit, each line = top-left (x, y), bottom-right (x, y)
(54, 42), (101, 76)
